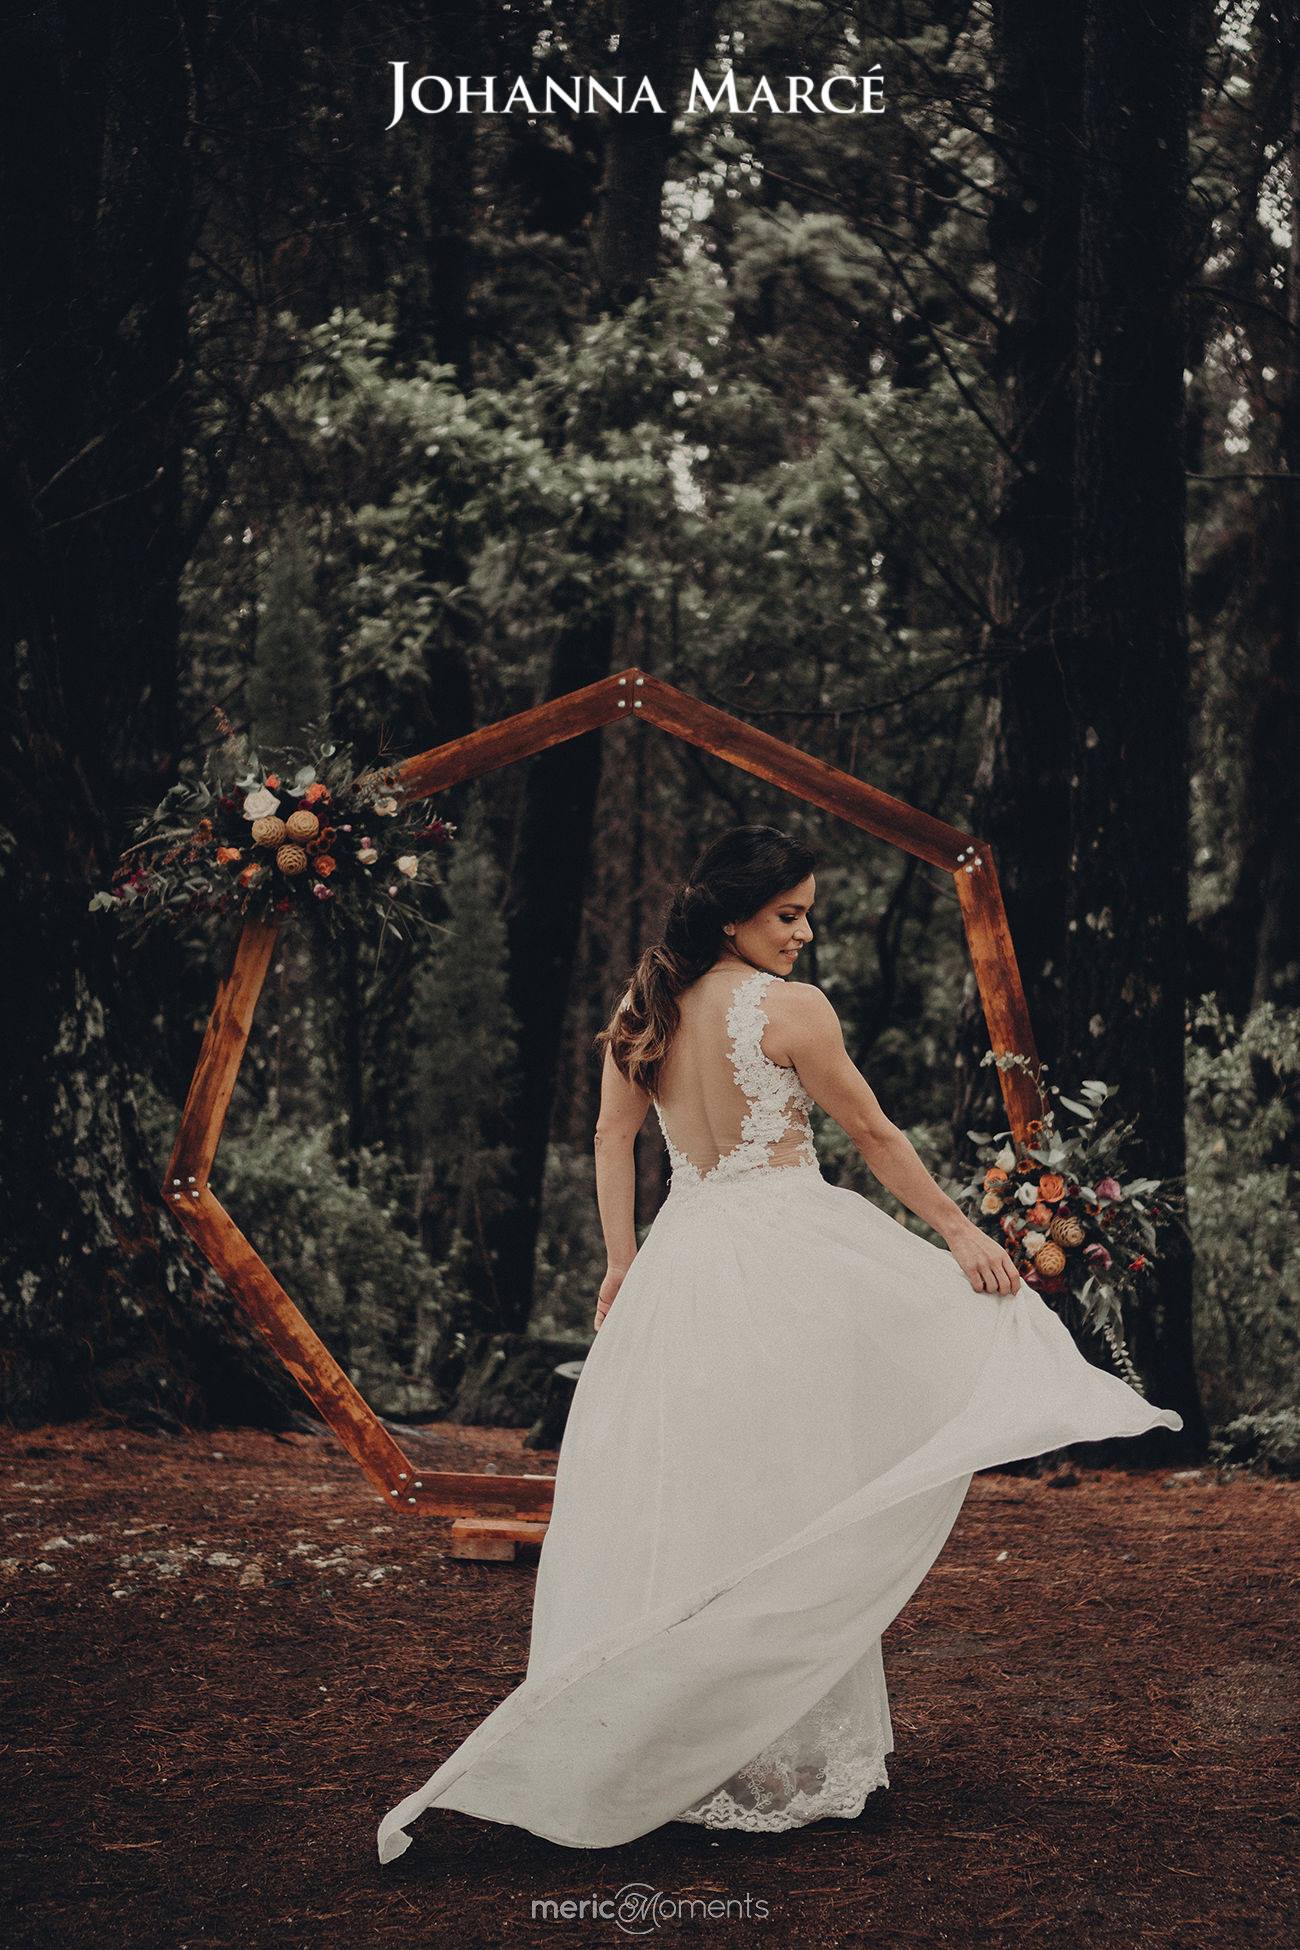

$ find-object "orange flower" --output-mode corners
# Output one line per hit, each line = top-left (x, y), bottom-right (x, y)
(195, 817), (214, 841)
(1038, 1173), (1066, 1203)
(312, 854), (336, 877)
(238, 862), (263, 887)
(303, 782), (331, 805)
(1016, 1157), (1037, 1174)
(983, 1166), (1009, 1189)
(1028, 1202), (1053, 1228)
(980, 1190), (1004, 1215)
(216, 845), (242, 865)
(265, 773), (281, 789)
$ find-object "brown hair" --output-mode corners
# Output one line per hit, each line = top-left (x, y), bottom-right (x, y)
(595, 824), (818, 1096)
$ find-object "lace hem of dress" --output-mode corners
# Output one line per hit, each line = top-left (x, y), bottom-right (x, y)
(672, 1642), (892, 1833)
(674, 1749), (890, 1833)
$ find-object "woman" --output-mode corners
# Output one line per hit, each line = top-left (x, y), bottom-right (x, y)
(378, 824), (1182, 1860)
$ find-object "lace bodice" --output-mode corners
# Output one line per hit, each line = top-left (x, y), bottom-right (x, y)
(652, 968), (819, 1193)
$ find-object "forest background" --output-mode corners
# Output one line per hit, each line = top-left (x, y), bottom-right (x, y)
(1, 0), (1296, 1468)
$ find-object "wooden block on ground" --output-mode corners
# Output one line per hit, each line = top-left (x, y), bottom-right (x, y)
(450, 1517), (549, 1562)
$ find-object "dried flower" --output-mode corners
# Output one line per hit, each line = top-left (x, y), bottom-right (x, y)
(396, 854), (419, 878)
(303, 782), (330, 805)
(374, 797), (399, 816)
(312, 855), (336, 877)
(312, 881), (334, 901)
(216, 846), (242, 865)
(357, 846), (378, 866)
(1038, 1173), (1066, 1203)
(980, 1190), (1004, 1215)
(284, 809), (320, 843)
(1096, 1177), (1122, 1201)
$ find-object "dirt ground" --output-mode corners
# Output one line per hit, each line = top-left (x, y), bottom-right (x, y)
(1, 1419), (1296, 1950)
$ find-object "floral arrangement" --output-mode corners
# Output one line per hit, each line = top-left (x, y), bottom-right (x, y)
(91, 711), (456, 948)
(955, 1052), (1184, 1395)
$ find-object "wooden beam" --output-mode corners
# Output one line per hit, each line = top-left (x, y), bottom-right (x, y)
(165, 1189), (559, 1517)
(390, 669), (631, 801)
(633, 670), (975, 870)
(164, 917), (279, 1189)
(954, 850), (1042, 1142)
(411, 1480), (556, 1522)
(167, 1189), (413, 1497)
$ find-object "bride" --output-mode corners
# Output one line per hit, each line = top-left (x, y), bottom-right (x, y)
(378, 823), (1182, 1860)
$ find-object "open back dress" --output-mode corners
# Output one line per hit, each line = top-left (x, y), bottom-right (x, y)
(377, 963), (1182, 1858)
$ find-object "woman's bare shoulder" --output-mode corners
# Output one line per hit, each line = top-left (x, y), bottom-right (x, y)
(762, 977), (841, 1062)
(766, 977), (839, 1021)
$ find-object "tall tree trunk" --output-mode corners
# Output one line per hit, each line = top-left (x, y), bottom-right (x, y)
(479, 0), (695, 1332)
(1061, 0), (1205, 1453)
(953, 0), (1082, 1145)
(0, 4), (304, 1430)
(1226, 43), (1300, 1017)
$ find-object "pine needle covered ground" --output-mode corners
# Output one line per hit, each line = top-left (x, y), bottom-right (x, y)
(2, 1422), (1295, 1950)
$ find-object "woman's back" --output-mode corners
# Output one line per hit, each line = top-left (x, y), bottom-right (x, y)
(650, 963), (818, 1189)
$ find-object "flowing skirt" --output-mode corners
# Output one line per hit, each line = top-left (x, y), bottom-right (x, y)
(377, 1163), (1182, 1858)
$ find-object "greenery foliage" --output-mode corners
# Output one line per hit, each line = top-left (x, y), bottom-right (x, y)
(1187, 998), (1300, 1424)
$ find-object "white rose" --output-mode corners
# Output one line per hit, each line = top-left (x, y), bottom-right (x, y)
(374, 796), (399, 816)
(396, 854), (419, 878)
(1023, 1230), (1047, 1254)
(242, 787), (280, 821)
(357, 846), (379, 866)
(1016, 1181), (1038, 1205)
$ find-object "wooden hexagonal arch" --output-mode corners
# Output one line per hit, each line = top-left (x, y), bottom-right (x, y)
(163, 666), (1040, 1524)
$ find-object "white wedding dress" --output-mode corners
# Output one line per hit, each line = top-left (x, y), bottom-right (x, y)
(377, 966), (1183, 1860)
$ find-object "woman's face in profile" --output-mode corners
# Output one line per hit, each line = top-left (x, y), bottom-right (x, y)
(730, 874), (815, 974)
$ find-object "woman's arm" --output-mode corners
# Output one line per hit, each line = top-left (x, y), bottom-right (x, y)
(592, 1042), (651, 1328)
(772, 983), (1020, 1297)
